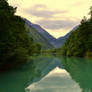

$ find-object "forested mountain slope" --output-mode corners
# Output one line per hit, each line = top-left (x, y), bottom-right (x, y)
(24, 19), (78, 48)
(25, 23), (54, 49)
(0, 0), (41, 70)
(61, 10), (92, 57)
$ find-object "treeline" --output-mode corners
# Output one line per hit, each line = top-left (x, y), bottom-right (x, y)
(0, 0), (41, 70)
(61, 7), (92, 57)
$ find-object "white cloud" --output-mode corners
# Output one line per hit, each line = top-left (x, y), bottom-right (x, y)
(36, 19), (79, 30)
(24, 4), (68, 18)
(8, 0), (91, 38)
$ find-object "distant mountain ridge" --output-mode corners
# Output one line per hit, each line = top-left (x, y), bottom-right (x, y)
(24, 19), (54, 49)
(24, 19), (56, 45)
(24, 19), (78, 49)
(55, 26), (78, 48)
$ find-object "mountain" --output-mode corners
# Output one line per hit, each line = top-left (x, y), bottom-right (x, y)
(55, 26), (78, 48)
(24, 19), (54, 49)
(24, 19), (78, 49)
(24, 19), (56, 45)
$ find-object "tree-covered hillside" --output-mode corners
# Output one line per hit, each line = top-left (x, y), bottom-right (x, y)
(25, 22), (54, 49)
(0, 0), (41, 70)
(61, 7), (92, 57)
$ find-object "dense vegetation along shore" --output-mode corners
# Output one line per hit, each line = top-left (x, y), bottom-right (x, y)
(0, 0), (41, 70)
(39, 8), (92, 58)
(61, 7), (92, 58)
(0, 0), (92, 71)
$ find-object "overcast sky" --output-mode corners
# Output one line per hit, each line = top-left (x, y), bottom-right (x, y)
(8, 0), (92, 38)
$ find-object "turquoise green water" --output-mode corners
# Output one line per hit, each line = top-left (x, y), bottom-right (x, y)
(0, 56), (92, 92)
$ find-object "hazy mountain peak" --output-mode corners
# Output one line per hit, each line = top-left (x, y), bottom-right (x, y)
(25, 18), (78, 48)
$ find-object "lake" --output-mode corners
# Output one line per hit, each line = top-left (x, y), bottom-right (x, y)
(0, 55), (92, 92)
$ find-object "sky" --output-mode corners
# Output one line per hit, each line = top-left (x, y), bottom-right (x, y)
(8, 0), (92, 38)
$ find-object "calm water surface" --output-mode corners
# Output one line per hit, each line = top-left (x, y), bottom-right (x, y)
(0, 56), (92, 92)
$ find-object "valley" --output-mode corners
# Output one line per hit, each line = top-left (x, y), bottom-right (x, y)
(25, 19), (78, 49)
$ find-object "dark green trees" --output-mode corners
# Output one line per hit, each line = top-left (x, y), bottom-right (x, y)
(61, 6), (92, 57)
(89, 6), (92, 19)
(0, 0), (41, 69)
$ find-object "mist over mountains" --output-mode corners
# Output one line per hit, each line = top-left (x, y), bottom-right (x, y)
(25, 19), (78, 49)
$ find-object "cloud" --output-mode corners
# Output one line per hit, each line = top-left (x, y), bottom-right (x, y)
(36, 19), (79, 30)
(24, 4), (79, 31)
(25, 4), (68, 18)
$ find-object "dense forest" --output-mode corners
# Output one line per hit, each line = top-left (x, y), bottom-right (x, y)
(0, 0), (41, 70)
(0, 0), (92, 71)
(61, 7), (92, 57)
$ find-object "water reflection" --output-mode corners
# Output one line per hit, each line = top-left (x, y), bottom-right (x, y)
(26, 67), (81, 92)
(0, 56), (92, 92)
(0, 56), (63, 92)
(61, 57), (92, 92)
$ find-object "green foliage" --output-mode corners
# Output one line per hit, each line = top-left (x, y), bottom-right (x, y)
(61, 6), (92, 57)
(0, 0), (41, 69)
(26, 25), (53, 49)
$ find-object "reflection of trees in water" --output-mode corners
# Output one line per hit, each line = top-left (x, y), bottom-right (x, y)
(61, 57), (92, 92)
(0, 60), (41, 92)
